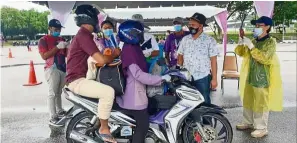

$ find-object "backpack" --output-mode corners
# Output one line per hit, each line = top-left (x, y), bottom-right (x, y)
(96, 61), (126, 96)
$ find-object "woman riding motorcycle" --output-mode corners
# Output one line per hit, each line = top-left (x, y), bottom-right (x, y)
(116, 20), (171, 143)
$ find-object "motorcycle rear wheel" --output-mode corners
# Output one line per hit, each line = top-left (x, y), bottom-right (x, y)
(66, 111), (96, 143)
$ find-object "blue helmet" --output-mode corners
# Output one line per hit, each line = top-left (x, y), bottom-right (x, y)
(118, 20), (144, 44)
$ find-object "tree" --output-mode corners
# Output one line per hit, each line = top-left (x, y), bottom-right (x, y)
(234, 1), (254, 28)
(211, 1), (253, 41)
(1, 7), (23, 37)
(273, 1), (297, 30)
(0, 6), (49, 39)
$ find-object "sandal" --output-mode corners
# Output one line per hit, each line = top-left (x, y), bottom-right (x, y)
(96, 131), (117, 143)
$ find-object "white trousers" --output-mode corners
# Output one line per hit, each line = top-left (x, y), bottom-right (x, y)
(243, 108), (269, 130)
(44, 66), (66, 119)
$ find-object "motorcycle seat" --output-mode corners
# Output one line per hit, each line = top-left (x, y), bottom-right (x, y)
(77, 94), (99, 103)
(64, 87), (99, 103)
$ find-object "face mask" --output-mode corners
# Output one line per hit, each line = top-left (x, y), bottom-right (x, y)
(166, 33), (169, 36)
(253, 28), (263, 38)
(52, 31), (60, 37)
(189, 27), (199, 35)
(103, 29), (114, 37)
(174, 25), (182, 32)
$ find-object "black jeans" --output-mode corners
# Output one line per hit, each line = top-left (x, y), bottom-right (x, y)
(120, 109), (149, 143)
(194, 74), (211, 104)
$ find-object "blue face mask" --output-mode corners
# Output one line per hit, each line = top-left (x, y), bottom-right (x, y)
(52, 31), (60, 37)
(103, 29), (114, 37)
(174, 25), (182, 32)
(253, 28), (263, 38)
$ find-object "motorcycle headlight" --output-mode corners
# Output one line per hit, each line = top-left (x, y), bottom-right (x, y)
(176, 86), (201, 101)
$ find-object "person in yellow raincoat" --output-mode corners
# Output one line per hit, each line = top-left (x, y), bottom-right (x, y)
(234, 16), (283, 138)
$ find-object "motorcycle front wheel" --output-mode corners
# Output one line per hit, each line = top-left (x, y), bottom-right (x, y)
(182, 112), (233, 143)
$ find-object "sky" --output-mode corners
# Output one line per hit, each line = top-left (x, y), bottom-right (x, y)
(0, 1), (49, 12)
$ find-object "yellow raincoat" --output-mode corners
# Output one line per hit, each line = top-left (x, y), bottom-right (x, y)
(235, 37), (283, 113)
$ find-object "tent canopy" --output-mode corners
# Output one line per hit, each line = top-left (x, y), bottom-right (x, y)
(105, 6), (226, 19)
(33, 1), (228, 9)
(33, 1), (227, 26)
(105, 6), (223, 26)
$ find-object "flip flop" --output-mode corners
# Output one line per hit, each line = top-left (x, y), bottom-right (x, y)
(96, 131), (117, 143)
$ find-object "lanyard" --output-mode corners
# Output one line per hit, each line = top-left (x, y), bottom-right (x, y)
(174, 39), (181, 49)
(104, 35), (117, 48)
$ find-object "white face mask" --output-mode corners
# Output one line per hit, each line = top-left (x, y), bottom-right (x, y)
(253, 28), (263, 38)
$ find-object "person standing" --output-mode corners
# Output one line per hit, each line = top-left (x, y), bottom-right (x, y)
(131, 14), (160, 60)
(235, 16), (283, 138)
(27, 38), (31, 51)
(177, 13), (219, 104)
(38, 19), (69, 125)
(164, 17), (190, 69)
(165, 30), (171, 38)
(1, 34), (4, 47)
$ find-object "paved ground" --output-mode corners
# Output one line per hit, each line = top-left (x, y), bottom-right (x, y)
(1, 44), (296, 143)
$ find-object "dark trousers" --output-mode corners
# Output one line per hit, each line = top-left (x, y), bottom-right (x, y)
(120, 109), (149, 143)
(194, 74), (211, 104)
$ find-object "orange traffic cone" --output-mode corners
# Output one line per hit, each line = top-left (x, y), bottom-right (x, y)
(23, 60), (42, 86)
(8, 48), (14, 58)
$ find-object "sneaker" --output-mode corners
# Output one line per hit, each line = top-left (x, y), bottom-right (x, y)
(57, 110), (67, 118)
(49, 116), (63, 127)
(251, 129), (268, 138)
(236, 123), (254, 130)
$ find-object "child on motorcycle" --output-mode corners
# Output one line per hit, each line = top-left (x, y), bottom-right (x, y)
(86, 20), (121, 80)
(116, 20), (171, 143)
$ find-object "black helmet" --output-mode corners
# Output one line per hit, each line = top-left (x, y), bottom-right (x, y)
(74, 4), (100, 32)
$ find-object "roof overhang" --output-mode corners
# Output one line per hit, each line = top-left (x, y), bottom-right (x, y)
(32, 1), (228, 9)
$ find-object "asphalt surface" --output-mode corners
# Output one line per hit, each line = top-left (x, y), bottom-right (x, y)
(2, 108), (296, 143)
(1, 44), (296, 143)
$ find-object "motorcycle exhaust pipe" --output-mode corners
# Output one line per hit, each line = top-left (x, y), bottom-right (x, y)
(69, 130), (98, 143)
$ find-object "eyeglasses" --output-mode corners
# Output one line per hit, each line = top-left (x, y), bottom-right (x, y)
(256, 24), (266, 28)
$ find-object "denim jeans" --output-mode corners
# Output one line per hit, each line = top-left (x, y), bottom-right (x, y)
(194, 74), (211, 104)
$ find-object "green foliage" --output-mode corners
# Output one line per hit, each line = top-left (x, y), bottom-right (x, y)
(1, 6), (50, 39)
(273, 1), (297, 26)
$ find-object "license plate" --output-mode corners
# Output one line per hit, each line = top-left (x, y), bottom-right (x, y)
(120, 126), (132, 136)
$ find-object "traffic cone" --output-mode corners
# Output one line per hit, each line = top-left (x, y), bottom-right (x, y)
(7, 48), (14, 58)
(29, 47), (32, 52)
(23, 60), (42, 86)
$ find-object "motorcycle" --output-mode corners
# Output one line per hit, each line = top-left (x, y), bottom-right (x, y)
(57, 69), (233, 143)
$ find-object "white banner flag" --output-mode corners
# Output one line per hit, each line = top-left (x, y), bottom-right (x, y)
(48, 1), (76, 26)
